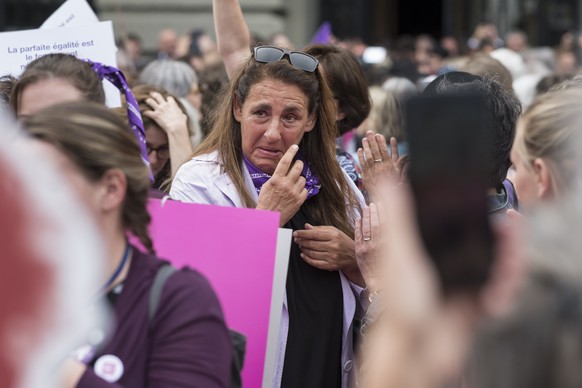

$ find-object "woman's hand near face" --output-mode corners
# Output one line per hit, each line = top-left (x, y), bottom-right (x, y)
(358, 131), (407, 203)
(293, 224), (364, 286)
(143, 92), (193, 176)
(256, 145), (308, 226)
(143, 92), (189, 135)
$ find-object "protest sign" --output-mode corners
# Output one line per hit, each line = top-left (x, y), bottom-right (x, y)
(0, 21), (121, 107)
(145, 199), (290, 388)
(41, 0), (99, 29)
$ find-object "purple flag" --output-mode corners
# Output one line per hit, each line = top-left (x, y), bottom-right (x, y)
(310, 22), (333, 45)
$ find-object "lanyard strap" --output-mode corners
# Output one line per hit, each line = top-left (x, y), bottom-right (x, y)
(100, 243), (132, 293)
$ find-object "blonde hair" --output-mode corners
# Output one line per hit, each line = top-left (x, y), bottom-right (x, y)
(367, 86), (404, 141)
(22, 102), (154, 253)
(515, 88), (582, 196)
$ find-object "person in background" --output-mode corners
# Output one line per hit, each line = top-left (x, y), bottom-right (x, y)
(132, 84), (194, 190)
(118, 33), (151, 77)
(509, 88), (582, 209)
(356, 87), (407, 156)
(270, 32), (295, 50)
(423, 72), (522, 214)
(197, 62), (229, 137)
(138, 59), (203, 146)
(24, 102), (232, 388)
(461, 54), (515, 94)
(0, 75), (15, 111)
(10, 53), (105, 117)
(535, 73), (574, 96)
(157, 29), (179, 60)
(0, 111), (105, 388)
(303, 44), (372, 189)
(468, 92), (582, 388)
(505, 30), (528, 53)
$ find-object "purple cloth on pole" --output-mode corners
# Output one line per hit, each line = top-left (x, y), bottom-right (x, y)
(310, 22), (333, 45)
(243, 155), (321, 199)
(86, 60), (154, 181)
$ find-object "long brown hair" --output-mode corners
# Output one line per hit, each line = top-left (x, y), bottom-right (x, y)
(195, 55), (360, 235)
(22, 102), (154, 253)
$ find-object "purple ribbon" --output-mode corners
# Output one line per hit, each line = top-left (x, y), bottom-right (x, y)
(85, 60), (153, 181)
(243, 154), (321, 199)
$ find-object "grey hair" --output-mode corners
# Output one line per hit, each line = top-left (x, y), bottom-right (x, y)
(381, 76), (419, 102)
(138, 59), (198, 98)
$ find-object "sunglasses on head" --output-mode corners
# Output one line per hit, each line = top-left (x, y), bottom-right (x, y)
(253, 45), (319, 73)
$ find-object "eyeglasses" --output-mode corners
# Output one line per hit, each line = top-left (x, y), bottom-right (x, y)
(253, 45), (319, 73)
(146, 144), (170, 159)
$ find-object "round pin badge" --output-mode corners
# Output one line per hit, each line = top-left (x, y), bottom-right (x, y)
(94, 354), (124, 383)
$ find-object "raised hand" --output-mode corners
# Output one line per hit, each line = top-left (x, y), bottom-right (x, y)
(143, 92), (189, 135)
(142, 91), (193, 177)
(357, 131), (407, 202)
(355, 203), (384, 292)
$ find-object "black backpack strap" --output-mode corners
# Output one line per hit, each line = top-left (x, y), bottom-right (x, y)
(149, 264), (178, 323)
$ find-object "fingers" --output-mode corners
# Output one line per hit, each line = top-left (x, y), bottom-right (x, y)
(366, 131), (383, 163)
(378, 134), (391, 161)
(273, 144), (299, 178)
(146, 92), (179, 113)
(298, 244), (327, 256)
(355, 217), (362, 243)
(293, 175), (307, 193)
(293, 225), (331, 241)
(142, 110), (155, 119)
(301, 253), (336, 271)
(362, 205), (372, 241)
(389, 137), (399, 163)
(357, 147), (366, 173)
(370, 202), (380, 240)
(145, 91), (164, 108)
(150, 91), (166, 104)
(362, 138), (375, 168)
(288, 159), (304, 181)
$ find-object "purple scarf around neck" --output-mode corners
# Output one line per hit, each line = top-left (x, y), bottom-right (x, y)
(243, 154), (321, 199)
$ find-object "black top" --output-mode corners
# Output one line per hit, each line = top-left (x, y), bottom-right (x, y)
(281, 205), (344, 388)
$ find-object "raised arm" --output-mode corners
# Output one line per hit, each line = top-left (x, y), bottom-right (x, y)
(213, 0), (252, 79)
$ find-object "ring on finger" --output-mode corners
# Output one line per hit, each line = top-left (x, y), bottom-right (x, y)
(374, 159), (383, 163)
(363, 237), (371, 241)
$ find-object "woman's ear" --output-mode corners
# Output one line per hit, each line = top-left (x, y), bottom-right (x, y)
(532, 158), (554, 200)
(233, 95), (242, 123)
(97, 169), (127, 214)
(305, 112), (317, 133)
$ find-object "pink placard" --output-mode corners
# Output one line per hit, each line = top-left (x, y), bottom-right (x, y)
(146, 199), (281, 387)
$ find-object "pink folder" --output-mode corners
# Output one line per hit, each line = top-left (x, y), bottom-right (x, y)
(145, 199), (286, 387)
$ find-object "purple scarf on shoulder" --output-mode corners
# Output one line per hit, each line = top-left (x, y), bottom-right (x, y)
(243, 154), (321, 199)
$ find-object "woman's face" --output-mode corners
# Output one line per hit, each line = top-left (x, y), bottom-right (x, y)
(32, 140), (102, 218)
(146, 125), (170, 176)
(18, 78), (83, 117)
(234, 78), (316, 174)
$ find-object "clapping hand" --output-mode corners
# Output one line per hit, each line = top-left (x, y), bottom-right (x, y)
(357, 131), (407, 202)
